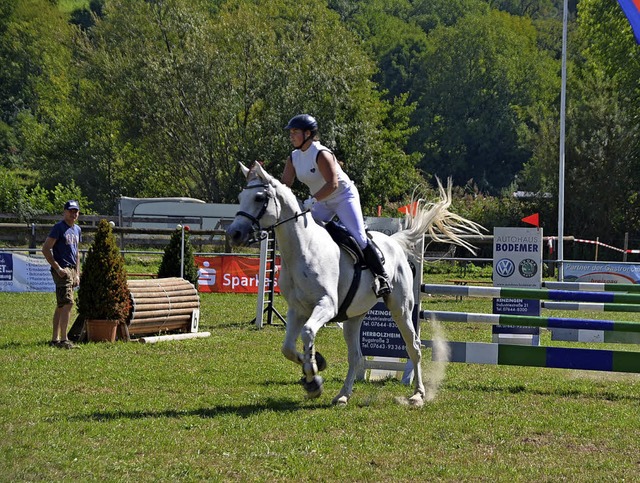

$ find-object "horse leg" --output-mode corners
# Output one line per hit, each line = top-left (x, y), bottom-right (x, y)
(299, 301), (335, 398)
(387, 293), (426, 407)
(332, 315), (365, 406)
(281, 310), (327, 372)
(281, 310), (305, 365)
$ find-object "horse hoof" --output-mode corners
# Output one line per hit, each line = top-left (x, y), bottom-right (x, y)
(315, 351), (327, 372)
(303, 375), (323, 399)
(300, 352), (327, 378)
(332, 395), (349, 406)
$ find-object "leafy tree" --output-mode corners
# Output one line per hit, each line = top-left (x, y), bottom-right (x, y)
(80, 0), (420, 213)
(485, 0), (568, 19)
(578, 0), (640, 107)
(411, 0), (489, 33)
(520, 0), (640, 243)
(412, 9), (557, 193)
(69, 0), (105, 30)
(0, 168), (29, 214)
(0, 167), (91, 218)
(0, 0), (74, 169)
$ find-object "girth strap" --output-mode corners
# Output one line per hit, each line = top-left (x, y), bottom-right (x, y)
(329, 264), (362, 323)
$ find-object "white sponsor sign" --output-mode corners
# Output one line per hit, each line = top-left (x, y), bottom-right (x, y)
(493, 227), (542, 287)
(0, 252), (55, 292)
(564, 261), (640, 284)
(492, 228), (542, 335)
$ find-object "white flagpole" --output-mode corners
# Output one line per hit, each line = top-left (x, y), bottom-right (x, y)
(557, 0), (568, 281)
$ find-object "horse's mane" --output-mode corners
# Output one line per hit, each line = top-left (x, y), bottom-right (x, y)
(392, 179), (485, 256)
(250, 162), (302, 212)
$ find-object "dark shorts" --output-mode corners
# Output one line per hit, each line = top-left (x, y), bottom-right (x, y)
(52, 267), (78, 308)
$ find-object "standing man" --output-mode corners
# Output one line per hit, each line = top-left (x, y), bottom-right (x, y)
(42, 200), (82, 349)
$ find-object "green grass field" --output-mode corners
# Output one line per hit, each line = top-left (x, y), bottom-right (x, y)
(2, 280), (640, 481)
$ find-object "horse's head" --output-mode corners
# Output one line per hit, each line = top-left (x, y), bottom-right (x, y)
(226, 162), (280, 246)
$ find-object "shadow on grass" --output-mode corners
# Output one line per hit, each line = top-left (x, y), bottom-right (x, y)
(71, 398), (335, 423)
(1, 340), (68, 350)
(260, 375), (345, 387)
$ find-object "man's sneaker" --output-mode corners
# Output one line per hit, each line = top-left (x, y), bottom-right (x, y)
(49, 340), (60, 347)
(57, 340), (77, 349)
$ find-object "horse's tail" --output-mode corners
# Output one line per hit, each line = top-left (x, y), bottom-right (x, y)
(391, 178), (485, 257)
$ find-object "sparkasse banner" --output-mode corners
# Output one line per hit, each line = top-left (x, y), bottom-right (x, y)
(195, 255), (280, 294)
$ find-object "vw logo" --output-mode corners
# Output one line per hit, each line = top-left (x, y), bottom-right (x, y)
(495, 258), (515, 277)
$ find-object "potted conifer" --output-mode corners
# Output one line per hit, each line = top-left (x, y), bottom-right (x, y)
(78, 219), (131, 342)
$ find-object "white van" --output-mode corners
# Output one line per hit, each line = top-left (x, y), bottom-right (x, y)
(117, 196), (239, 230)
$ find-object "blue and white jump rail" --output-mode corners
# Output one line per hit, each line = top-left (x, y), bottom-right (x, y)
(420, 310), (640, 334)
(420, 284), (640, 310)
(419, 282), (640, 373)
(422, 282), (640, 313)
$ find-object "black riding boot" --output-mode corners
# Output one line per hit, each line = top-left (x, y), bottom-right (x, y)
(362, 242), (391, 297)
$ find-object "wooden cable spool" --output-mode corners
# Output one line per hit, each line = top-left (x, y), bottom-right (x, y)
(127, 277), (200, 336)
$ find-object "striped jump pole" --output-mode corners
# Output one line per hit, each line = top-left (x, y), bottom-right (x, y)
(421, 340), (640, 373)
(420, 310), (640, 333)
(542, 281), (640, 293)
(540, 301), (640, 313)
(420, 284), (640, 305)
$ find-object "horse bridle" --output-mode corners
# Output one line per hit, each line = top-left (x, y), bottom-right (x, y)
(234, 183), (273, 242)
(235, 181), (309, 242)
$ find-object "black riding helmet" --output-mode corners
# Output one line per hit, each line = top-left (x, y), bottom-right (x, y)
(285, 114), (318, 132)
(285, 114), (318, 149)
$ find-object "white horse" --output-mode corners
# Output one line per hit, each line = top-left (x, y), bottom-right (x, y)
(227, 162), (483, 406)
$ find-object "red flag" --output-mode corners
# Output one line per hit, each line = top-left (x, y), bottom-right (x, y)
(398, 201), (419, 216)
(521, 213), (540, 227)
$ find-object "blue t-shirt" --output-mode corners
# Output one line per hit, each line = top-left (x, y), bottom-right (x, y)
(48, 221), (82, 268)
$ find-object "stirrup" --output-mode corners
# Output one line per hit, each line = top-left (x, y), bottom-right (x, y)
(372, 276), (391, 297)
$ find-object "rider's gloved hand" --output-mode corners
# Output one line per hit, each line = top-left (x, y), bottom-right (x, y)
(303, 197), (317, 210)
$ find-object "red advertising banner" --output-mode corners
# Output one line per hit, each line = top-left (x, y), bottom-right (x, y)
(195, 255), (280, 294)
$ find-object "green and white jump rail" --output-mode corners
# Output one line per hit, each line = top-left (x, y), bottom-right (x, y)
(539, 301), (640, 313)
(421, 340), (640, 373)
(542, 281), (640, 293)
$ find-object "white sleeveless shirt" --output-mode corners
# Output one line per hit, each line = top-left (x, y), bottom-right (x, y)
(291, 141), (352, 200)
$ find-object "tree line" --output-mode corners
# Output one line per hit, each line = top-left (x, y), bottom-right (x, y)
(1, 0), (638, 249)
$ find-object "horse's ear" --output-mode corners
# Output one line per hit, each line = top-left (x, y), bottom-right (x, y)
(239, 162), (250, 179)
(253, 162), (272, 183)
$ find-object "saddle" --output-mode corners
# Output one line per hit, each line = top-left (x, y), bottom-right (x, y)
(323, 221), (367, 267)
(323, 221), (384, 322)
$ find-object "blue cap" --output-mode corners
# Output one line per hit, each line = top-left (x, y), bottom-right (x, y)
(64, 200), (80, 211)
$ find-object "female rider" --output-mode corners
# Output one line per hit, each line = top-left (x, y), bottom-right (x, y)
(280, 114), (391, 297)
